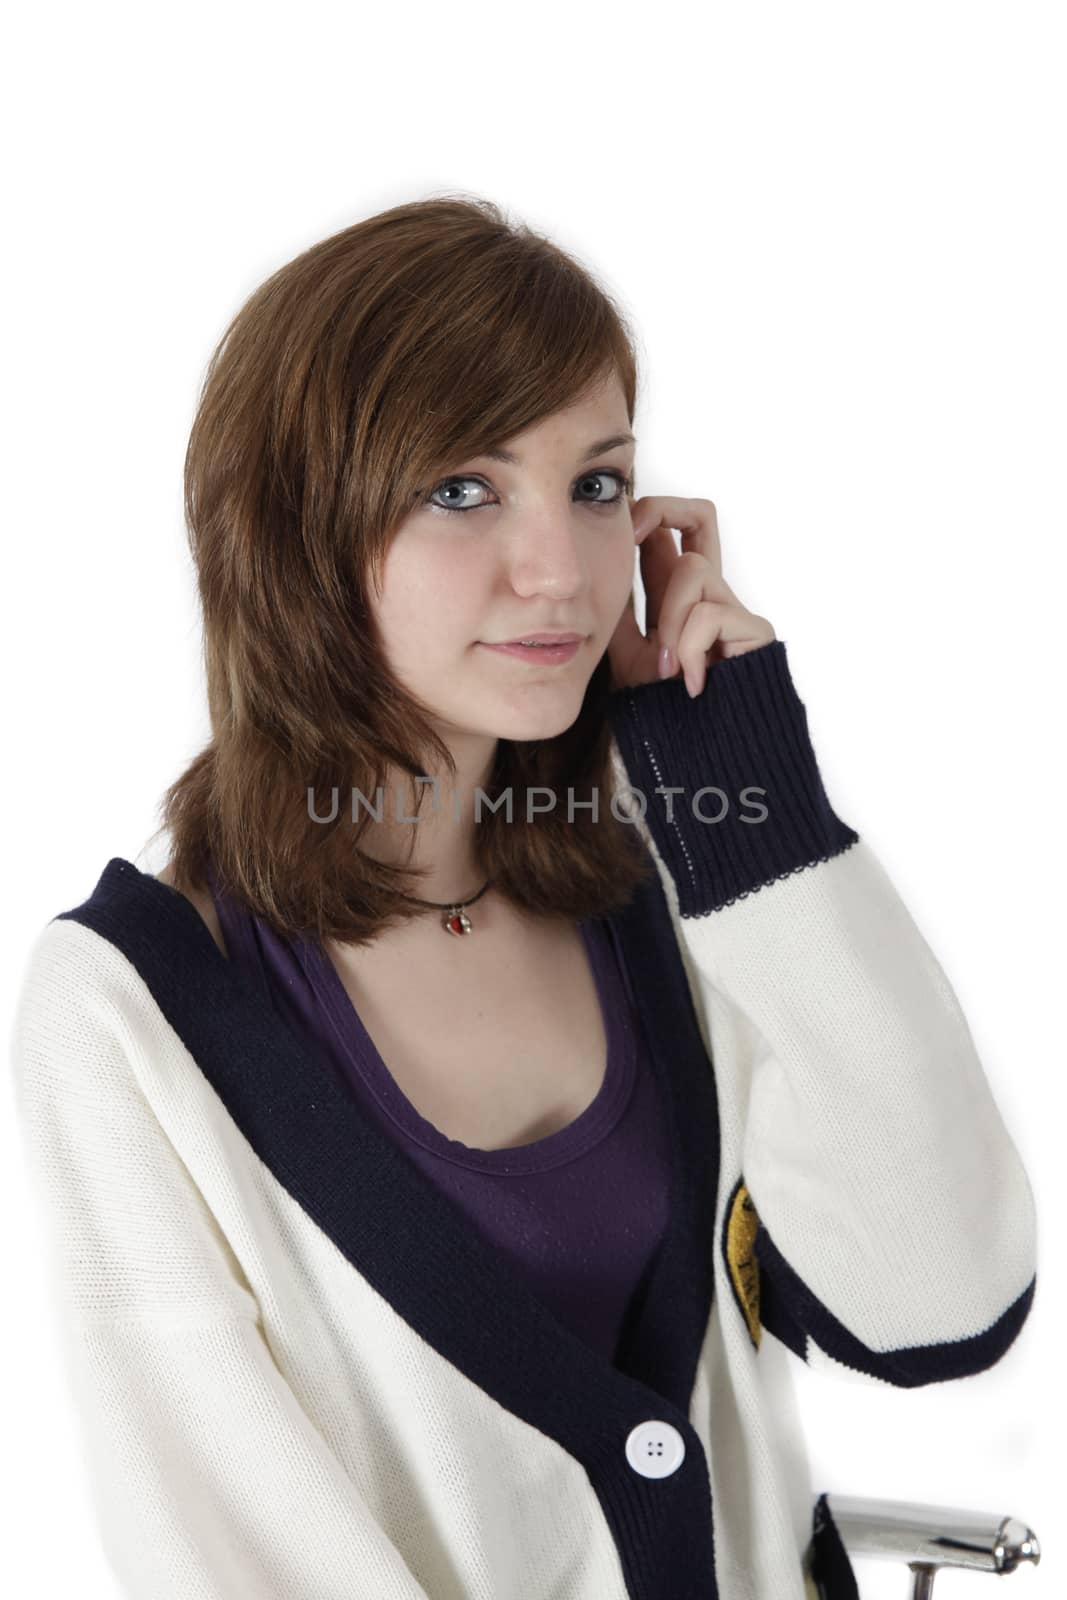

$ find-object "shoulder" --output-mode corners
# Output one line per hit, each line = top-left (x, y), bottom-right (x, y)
(12, 912), (151, 1109)
(12, 859), (227, 1105)
(156, 861), (229, 959)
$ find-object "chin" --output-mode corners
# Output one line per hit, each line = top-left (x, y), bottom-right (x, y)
(499, 701), (585, 741)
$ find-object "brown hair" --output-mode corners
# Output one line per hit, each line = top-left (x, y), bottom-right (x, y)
(155, 192), (657, 945)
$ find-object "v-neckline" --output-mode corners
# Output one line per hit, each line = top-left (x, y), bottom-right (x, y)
(58, 852), (724, 1597)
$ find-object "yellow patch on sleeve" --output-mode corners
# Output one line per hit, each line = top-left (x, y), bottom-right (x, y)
(726, 1181), (762, 1348)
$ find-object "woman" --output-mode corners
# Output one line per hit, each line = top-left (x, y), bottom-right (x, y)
(11, 195), (1037, 1600)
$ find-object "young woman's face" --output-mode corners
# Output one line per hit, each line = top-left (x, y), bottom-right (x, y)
(371, 372), (637, 749)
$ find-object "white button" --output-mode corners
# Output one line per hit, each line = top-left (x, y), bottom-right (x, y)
(625, 1419), (686, 1479)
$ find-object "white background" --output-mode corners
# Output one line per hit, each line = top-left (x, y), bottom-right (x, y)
(4, 2), (1062, 1595)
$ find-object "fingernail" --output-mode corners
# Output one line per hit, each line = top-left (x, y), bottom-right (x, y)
(659, 645), (673, 679)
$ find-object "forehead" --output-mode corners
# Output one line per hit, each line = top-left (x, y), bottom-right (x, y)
(480, 429), (636, 466)
(479, 376), (635, 463)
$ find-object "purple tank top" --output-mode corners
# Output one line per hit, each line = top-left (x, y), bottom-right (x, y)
(206, 862), (671, 1365)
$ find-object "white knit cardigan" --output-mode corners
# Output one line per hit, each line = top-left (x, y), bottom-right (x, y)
(10, 639), (1037, 1600)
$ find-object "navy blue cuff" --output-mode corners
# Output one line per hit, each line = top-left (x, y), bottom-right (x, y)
(607, 639), (859, 917)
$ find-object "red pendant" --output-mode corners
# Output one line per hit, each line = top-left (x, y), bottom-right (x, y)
(444, 908), (473, 936)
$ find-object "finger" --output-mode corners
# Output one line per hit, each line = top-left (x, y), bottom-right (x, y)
(633, 496), (722, 580)
(675, 602), (775, 696)
(652, 557), (737, 661)
(637, 527), (680, 636)
(605, 590), (660, 687)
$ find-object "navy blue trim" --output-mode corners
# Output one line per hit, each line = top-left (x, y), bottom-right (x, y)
(810, 1493), (860, 1600)
(755, 1221), (1037, 1387)
(608, 640), (860, 918)
(56, 850), (723, 1599)
(752, 1225), (809, 1363)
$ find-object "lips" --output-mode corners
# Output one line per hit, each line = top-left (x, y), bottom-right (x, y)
(479, 638), (584, 664)
(498, 633), (585, 646)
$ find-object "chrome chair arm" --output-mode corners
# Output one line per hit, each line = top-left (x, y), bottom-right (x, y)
(823, 1493), (1040, 1597)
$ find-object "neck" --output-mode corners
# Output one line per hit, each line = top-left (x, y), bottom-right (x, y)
(357, 742), (496, 906)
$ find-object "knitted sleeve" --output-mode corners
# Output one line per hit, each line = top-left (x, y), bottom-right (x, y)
(9, 921), (431, 1599)
(608, 639), (1038, 1388)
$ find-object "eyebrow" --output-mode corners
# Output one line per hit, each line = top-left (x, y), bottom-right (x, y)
(479, 432), (637, 465)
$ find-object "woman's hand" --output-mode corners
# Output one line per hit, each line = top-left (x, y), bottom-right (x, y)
(607, 496), (777, 696)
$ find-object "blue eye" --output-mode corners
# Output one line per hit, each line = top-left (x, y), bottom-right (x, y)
(423, 469), (635, 517)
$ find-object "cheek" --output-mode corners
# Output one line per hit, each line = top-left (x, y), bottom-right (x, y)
(594, 536), (638, 621)
(377, 548), (484, 659)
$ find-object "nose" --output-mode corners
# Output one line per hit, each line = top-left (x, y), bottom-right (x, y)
(503, 507), (588, 600)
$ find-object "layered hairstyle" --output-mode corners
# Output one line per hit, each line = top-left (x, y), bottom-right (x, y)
(156, 193), (659, 945)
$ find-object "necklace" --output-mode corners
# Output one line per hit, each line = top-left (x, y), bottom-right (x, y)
(399, 878), (493, 936)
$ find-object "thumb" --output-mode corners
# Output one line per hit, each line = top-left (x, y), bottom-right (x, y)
(606, 594), (663, 689)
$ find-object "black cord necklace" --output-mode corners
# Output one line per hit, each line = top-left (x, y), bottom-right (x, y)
(399, 879), (493, 937)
